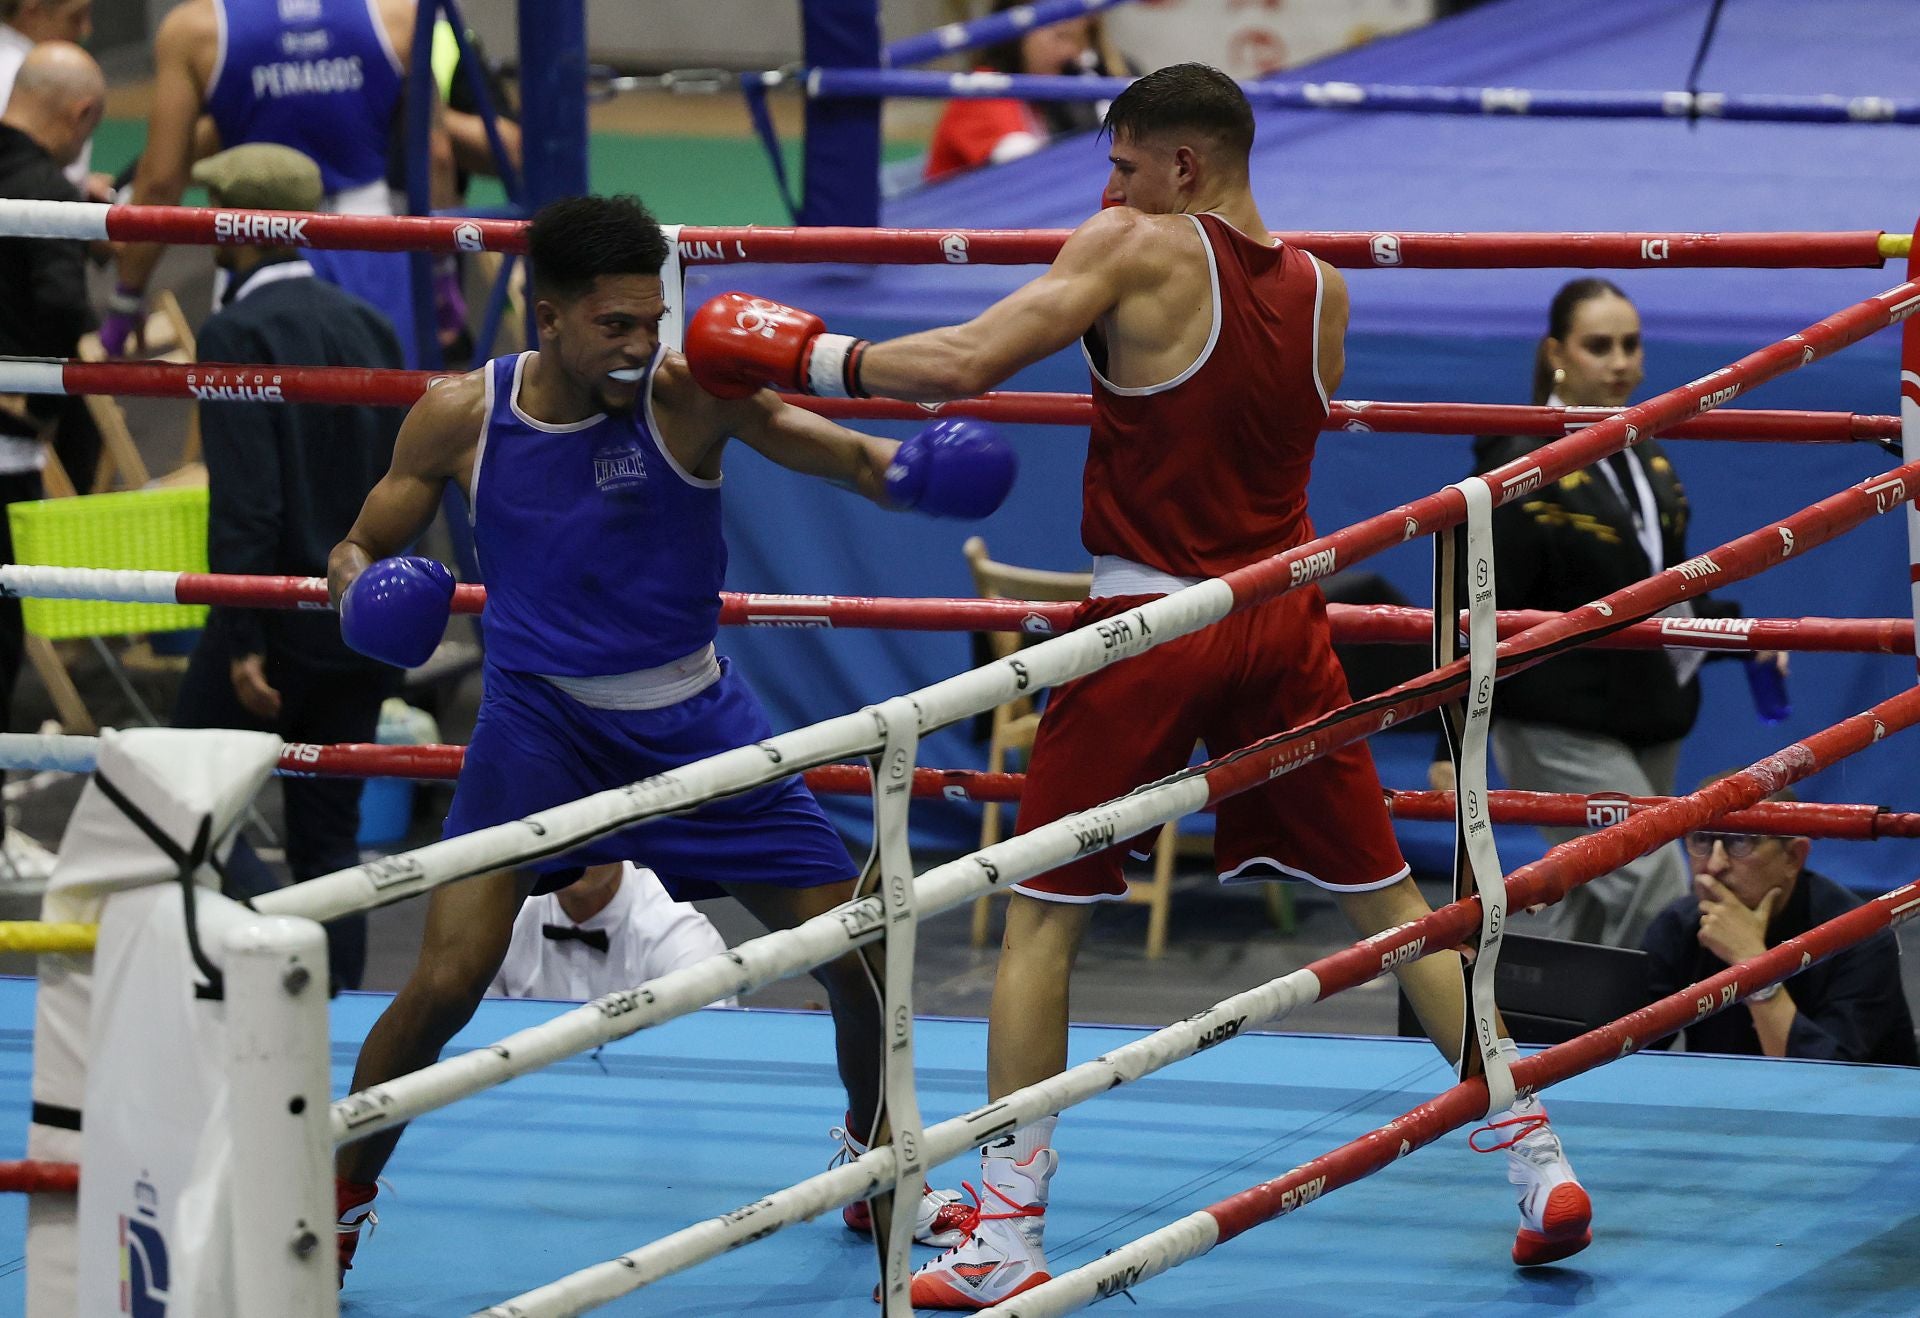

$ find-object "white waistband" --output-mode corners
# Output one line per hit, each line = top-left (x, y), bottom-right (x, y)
(539, 644), (721, 711)
(1090, 556), (1206, 599)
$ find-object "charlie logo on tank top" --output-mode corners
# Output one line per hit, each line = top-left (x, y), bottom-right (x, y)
(592, 433), (651, 494)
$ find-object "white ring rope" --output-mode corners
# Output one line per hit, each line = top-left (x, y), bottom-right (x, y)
(0, 563), (201, 604)
(255, 577), (1238, 927)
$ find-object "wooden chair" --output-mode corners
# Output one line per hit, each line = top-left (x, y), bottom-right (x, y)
(963, 535), (1182, 959)
(58, 290), (200, 495)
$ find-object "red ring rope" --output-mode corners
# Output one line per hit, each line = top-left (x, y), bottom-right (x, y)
(0, 1159), (77, 1193)
(12, 359), (1900, 445)
(265, 744), (1920, 844)
(53, 204), (1900, 269)
(10, 566), (1913, 654)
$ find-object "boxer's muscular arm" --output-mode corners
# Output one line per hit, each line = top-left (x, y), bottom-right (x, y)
(328, 374), (483, 604)
(659, 356), (896, 503)
(116, 1), (213, 295)
(726, 392), (896, 503)
(856, 208), (1147, 401)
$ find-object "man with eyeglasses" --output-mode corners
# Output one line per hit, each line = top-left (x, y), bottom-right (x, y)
(1640, 788), (1917, 1066)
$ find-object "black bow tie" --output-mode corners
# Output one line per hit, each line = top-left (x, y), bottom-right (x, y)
(542, 923), (609, 953)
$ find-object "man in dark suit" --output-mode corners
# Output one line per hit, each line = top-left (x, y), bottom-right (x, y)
(171, 142), (405, 989)
(1642, 784), (1917, 1066)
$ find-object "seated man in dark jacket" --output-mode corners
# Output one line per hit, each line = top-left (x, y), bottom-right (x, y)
(170, 143), (405, 991)
(1642, 786), (1917, 1066)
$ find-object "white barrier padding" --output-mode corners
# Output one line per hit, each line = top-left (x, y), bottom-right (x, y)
(27, 729), (336, 1318)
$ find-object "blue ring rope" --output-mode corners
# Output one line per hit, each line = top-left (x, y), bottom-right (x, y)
(807, 67), (1920, 127)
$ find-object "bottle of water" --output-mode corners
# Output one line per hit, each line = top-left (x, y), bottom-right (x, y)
(1744, 656), (1791, 724)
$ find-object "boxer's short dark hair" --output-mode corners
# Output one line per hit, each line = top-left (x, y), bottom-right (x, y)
(527, 194), (669, 301)
(1102, 63), (1254, 160)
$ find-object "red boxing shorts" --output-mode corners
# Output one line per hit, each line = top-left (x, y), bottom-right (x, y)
(1012, 588), (1410, 902)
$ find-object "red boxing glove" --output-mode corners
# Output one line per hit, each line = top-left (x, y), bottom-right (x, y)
(684, 291), (870, 399)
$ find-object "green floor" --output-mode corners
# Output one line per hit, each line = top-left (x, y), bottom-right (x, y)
(95, 118), (920, 225)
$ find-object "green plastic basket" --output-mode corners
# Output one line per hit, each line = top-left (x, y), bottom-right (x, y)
(8, 486), (210, 640)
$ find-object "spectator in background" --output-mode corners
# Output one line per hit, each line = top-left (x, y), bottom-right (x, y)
(924, 0), (1127, 182)
(169, 143), (405, 992)
(386, 16), (522, 364)
(1430, 279), (1779, 948)
(0, 0), (107, 198)
(0, 40), (102, 784)
(106, 0), (422, 362)
(1642, 783), (1917, 1065)
(488, 861), (734, 1004)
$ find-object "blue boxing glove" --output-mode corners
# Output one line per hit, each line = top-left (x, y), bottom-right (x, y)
(340, 556), (455, 669)
(883, 419), (1016, 519)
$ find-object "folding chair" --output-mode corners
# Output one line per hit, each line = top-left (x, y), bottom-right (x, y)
(57, 289), (200, 495)
(7, 484), (210, 733)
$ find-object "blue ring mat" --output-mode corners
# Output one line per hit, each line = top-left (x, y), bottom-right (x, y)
(3, 978), (1917, 1315)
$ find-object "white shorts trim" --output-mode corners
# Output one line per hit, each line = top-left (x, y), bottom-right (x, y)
(1006, 882), (1131, 905)
(1307, 256), (1331, 411)
(1218, 855), (1411, 894)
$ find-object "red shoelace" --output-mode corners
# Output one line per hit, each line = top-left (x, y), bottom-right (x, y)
(1468, 1112), (1550, 1154)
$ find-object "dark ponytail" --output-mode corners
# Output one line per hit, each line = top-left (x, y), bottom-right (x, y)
(1531, 278), (1630, 405)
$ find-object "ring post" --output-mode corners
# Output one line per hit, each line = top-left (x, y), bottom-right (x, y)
(800, 0), (882, 227)
(223, 915), (336, 1315)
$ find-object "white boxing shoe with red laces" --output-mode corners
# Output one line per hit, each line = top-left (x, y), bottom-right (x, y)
(831, 1121), (973, 1248)
(907, 1181), (1052, 1310)
(1474, 1102), (1593, 1266)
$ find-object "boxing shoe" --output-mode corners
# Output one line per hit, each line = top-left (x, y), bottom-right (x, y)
(335, 1177), (380, 1286)
(1474, 1097), (1593, 1266)
(830, 1120), (972, 1248)
(907, 1179), (1052, 1309)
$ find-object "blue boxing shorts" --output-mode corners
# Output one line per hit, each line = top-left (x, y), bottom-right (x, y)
(443, 659), (857, 898)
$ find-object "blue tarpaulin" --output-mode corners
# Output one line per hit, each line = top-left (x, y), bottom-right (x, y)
(687, 0), (1920, 889)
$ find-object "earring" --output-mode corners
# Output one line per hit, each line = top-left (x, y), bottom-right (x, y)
(1552, 368), (1566, 386)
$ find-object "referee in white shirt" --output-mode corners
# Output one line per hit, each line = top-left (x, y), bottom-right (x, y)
(488, 862), (735, 1004)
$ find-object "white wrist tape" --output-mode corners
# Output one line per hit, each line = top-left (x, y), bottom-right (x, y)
(805, 333), (862, 398)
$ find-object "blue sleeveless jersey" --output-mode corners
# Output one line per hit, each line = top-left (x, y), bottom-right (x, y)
(472, 352), (727, 677)
(206, 0), (403, 194)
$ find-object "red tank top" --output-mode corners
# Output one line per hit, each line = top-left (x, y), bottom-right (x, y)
(1080, 212), (1329, 578)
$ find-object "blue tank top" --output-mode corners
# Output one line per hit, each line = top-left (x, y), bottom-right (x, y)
(206, 0), (403, 194)
(472, 352), (727, 677)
